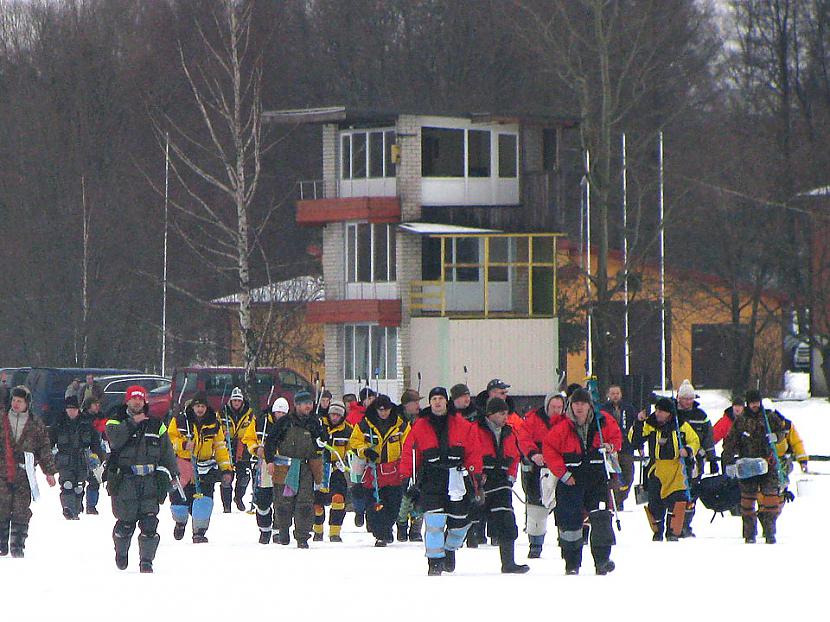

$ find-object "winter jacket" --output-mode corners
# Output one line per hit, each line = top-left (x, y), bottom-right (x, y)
(265, 412), (326, 462)
(542, 407), (622, 485)
(721, 408), (787, 467)
(219, 400), (255, 462)
(629, 413), (700, 499)
(516, 406), (563, 460)
(472, 417), (521, 486)
(241, 411), (279, 456)
(449, 401), (480, 422)
(346, 402), (367, 426)
(321, 416), (352, 467)
(712, 407), (739, 444)
(50, 411), (101, 473)
(350, 406), (409, 488)
(602, 400), (638, 454)
(400, 409), (482, 480)
(1, 410), (57, 484)
(105, 404), (177, 479)
(167, 404), (232, 472)
(82, 409), (108, 437)
(676, 400), (716, 469)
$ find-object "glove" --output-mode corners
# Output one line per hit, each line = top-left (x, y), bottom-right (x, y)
(708, 460), (720, 475)
(784, 489), (795, 503)
(221, 472), (233, 486)
(315, 437), (327, 448)
(363, 448), (379, 463)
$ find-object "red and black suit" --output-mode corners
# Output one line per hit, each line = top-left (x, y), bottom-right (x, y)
(472, 417), (521, 542)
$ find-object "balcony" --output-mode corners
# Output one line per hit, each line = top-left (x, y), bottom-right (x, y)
(305, 299), (401, 326)
(295, 179), (401, 226)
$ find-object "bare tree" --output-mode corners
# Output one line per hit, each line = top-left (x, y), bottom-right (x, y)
(157, 0), (271, 398)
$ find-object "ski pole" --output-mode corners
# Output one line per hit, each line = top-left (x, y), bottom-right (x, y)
(463, 365), (468, 386)
(587, 377), (621, 531)
(672, 403), (692, 503)
(761, 407), (787, 490)
(416, 372), (421, 395)
(367, 427), (383, 511)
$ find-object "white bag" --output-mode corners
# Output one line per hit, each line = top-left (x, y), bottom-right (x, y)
(448, 468), (466, 501)
(24, 452), (40, 502)
(540, 467), (559, 510)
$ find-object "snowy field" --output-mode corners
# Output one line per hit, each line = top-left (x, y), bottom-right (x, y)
(3, 392), (828, 620)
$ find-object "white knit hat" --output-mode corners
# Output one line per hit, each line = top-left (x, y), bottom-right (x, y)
(677, 379), (696, 399)
(230, 387), (244, 401)
(271, 397), (289, 414)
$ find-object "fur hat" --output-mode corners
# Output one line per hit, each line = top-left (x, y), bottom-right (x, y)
(11, 385), (31, 404)
(745, 389), (762, 404)
(328, 400), (346, 418)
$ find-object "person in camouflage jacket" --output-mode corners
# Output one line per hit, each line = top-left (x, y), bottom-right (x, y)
(0, 386), (57, 558)
(721, 390), (787, 544)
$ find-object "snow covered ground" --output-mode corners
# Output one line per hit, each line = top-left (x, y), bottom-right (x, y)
(3, 393), (828, 620)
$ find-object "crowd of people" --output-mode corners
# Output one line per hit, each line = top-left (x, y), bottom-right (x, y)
(0, 376), (810, 576)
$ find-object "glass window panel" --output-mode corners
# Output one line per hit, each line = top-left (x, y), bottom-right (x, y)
(467, 130), (491, 177)
(373, 223), (388, 282)
(421, 237), (441, 281)
(386, 327), (398, 380)
(369, 132), (384, 178)
(341, 134), (351, 179)
(489, 237), (509, 282)
(344, 326), (354, 379)
(384, 130), (396, 177)
(346, 225), (357, 282)
(371, 325), (385, 379)
(498, 134), (518, 178)
(357, 223), (371, 282)
(456, 238), (479, 282)
(355, 326), (370, 381)
(532, 236), (554, 262)
(388, 226), (396, 281)
(353, 132), (367, 178)
(422, 127), (464, 177)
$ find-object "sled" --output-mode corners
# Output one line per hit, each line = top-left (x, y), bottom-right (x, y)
(725, 457), (768, 480)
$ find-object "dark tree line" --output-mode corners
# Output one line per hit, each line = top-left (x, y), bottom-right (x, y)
(0, 0), (828, 392)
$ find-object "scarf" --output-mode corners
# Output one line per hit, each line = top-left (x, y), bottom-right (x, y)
(2, 412), (15, 483)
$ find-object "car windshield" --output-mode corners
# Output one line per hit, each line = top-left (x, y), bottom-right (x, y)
(150, 382), (171, 395)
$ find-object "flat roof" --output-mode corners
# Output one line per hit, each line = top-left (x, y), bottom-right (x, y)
(263, 106), (580, 128)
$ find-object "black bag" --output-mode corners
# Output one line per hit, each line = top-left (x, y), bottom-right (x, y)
(695, 475), (740, 516)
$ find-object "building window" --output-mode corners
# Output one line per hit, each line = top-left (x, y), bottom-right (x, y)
(344, 325), (398, 380)
(489, 237), (509, 282)
(340, 129), (396, 179)
(467, 130), (491, 177)
(422, 127), (464, 177)
(498, 134), (518, 178)
(345, 223), (396, 283)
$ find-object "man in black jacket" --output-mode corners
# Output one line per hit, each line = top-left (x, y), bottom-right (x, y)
(602, 385), (638, 510)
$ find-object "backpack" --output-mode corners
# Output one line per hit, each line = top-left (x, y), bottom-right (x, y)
(695, 474), (740, 518)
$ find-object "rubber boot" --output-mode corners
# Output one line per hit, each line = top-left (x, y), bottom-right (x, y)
(562, 541), (582, 575)
(760, 515), (777, 544)
(409, 517), (423, 542)
(427, 557), (443, 576)
(258, 530), (271, 544)
(742, 515), (757, 543)
(0, 520), (10, 556)
(192, 528), (208, 544)
(528, 534), (544, 558)
(500, 540), (530, 574)
(138, 533), (159, 573)
(443, 549), (456, 573)
(220, 486), (232, 513)
(113, 523), (132, 570)
(466, 522), (480, 548)
(9, 522), (28, 558)
(592, 546), (616, 575)
(396, 521), (409, 542)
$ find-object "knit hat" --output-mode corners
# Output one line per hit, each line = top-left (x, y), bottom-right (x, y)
(486, 397), (509, 415)
(272, 397), (290, 414)
(450, 383), (470, 401)
(359, 387), (376, 402)
(400, 389), (422, 405)
(745, 389), (762, 404)
(191, 391), (208, 406)
(328, 400), (346, 418)
(569, 388), (593, 404)
(321, 390), (332, 399)
(124, 385), (148, 403)
(677, 379), (696, 400)
(65, 395), (79, 410)
(655, 397), (675, 413)
(428, 386), (449, 401)
(230, 387), (244, 401)
(731, 395), (745, 406)
(294, 390), (313, 404)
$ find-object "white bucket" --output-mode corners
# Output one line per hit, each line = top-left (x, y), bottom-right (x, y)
(796, 477), (819, 497)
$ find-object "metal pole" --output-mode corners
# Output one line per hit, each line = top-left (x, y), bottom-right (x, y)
(162, 131), (170, 377)
(622, 134), (630, 376)
(585, 150), (593, 377)
(659, 131), (666, 392)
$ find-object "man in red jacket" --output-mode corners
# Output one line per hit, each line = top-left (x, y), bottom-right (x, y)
(516, 392), (564, 558)
(713, 395), (744, 445)
(543, 388), (621, 576)
(400, 387), (482, 576)
(472, 397), (530, 574)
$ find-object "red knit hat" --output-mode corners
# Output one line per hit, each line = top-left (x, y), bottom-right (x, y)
(125, 385), (148, 403)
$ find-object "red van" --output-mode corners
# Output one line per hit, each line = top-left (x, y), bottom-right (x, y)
(168, 367), (314, 415)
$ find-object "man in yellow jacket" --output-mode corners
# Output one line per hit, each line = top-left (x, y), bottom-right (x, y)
(349, 394), (410, 547)
(168, 392), (232, 543)
(629, 397), (701, 542)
